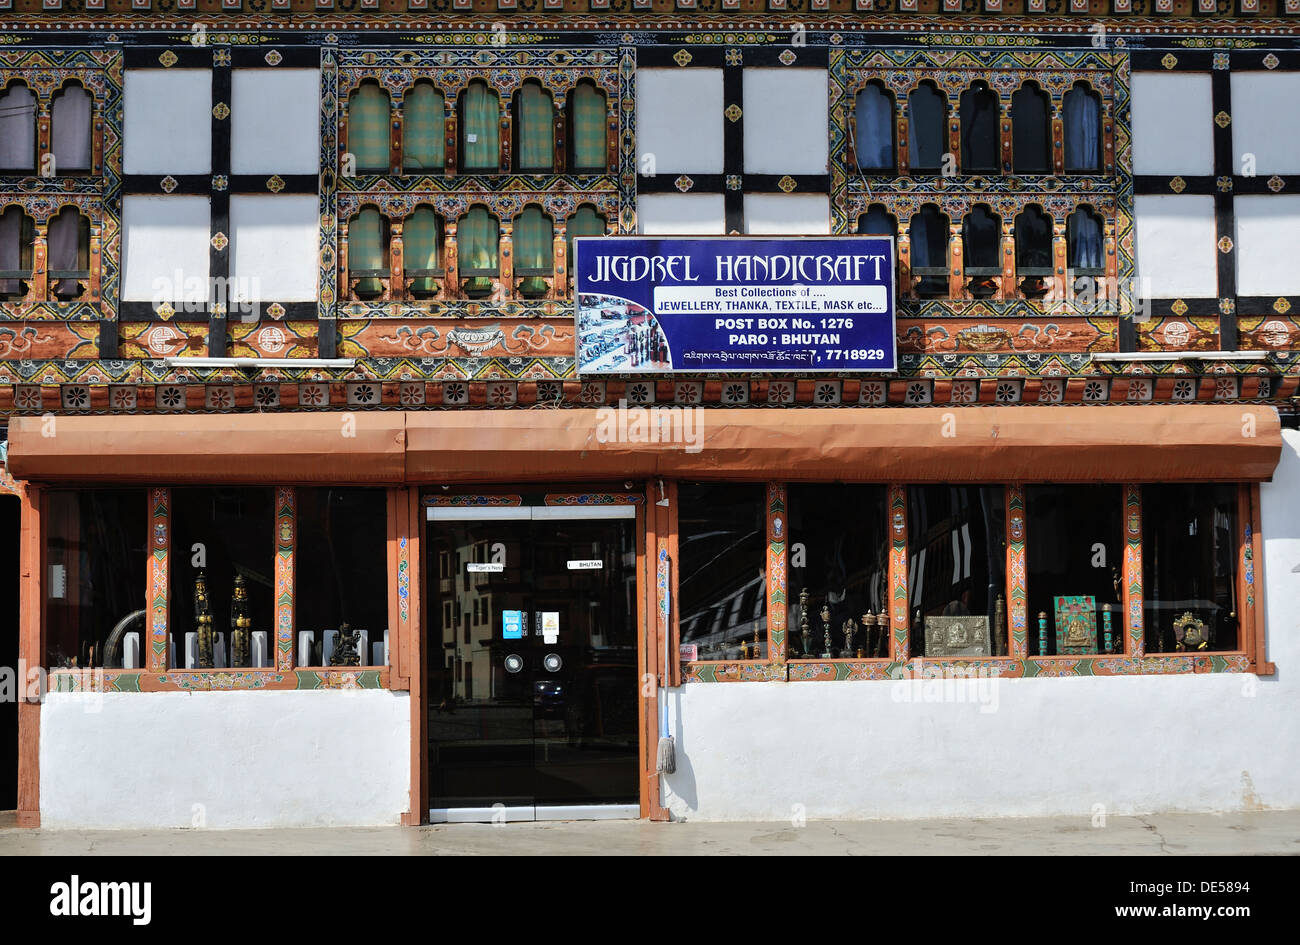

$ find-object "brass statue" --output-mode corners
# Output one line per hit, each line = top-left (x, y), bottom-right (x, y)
(230, 574), (252, 668)
(194, 570), (215, 669)
(842, 618), (857, 660)
(750, 631), (760, 661)
(820, 603), (833, 659)
(994, 594), (1006, 656)
(1173, 612), (1209, 651)
(331, 621), (361, 667)
(798, 587), (812, 658)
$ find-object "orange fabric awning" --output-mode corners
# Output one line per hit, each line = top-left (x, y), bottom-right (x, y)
(6, 404), (1282, 484)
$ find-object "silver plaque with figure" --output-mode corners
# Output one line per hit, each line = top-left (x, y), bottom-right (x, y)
(924, 616), (991, 657)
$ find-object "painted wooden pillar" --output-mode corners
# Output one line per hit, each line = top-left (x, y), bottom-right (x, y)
(766, 482), (788, 665)
(1102, 102), (1115, 176)
(1248, 484), (1271, 673)
(897, 220), (913, 300)
(36, 101), (50, 172)
(1006, 485), (1028, 658)
(1236, 484), (1256, 661)
(999, 101), (1013, 174)
(1050, 221), (1068, 302)
(604, 77), (619, 174)
(274, 487), (295, 672)
(389, 96), (402, 175)
(498, 219), (513, 303)
(17, 483), (42, 827)
(389, 219), (404, 303)
(88, 221), (101, 302)
(647, 479), (674, 821)
(551, 222), (566, 302)
(1051, 104), (1065, 175)
(445, 99), (458, 178)
(147, 487), (169, 671)
(896, 100), (910, 176)
(887, 483), (909, 661)
(846, 92), (859, 173)
(499, 100), (511, 174)
(28, 222), (47, 303)
(391, 486), (426, 826)
(998, 221), (1015, 302)
(553, 93), (567, 174)
(1122, 483), (1144, 657)
(1103, 217), (1118, 300)
(338, 220), (350, 303)
(443, 219), (458, 299)
(947, 222), (963, 300)
(947, 107), (961, 175)
(91, 100), (103, 177)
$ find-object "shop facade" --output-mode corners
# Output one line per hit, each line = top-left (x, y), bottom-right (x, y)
(1, 4), (1299, 827)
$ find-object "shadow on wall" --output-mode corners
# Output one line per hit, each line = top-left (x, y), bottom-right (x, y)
(662, 688), (697, 814)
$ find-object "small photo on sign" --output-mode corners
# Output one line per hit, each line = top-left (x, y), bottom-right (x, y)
(576, 293), (672, 374)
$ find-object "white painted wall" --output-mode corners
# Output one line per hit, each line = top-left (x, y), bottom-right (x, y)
(661, 430), (1300, 821)
(41, 690), (411, 828)
(229, 194), (320, 302)
(231, 69), (321, 175)
(1134, 194), (1218, 298)
(1230, 72), (1300, 175)
(1129, 72), (1214, 176)
(123, 69), (212, 175)
(637, 194), (726, 234)
(120, 195), (211, 304)
(1234, 195), (1300, 296)
(635, 69), (724, 174)
(743, 68), (828, 174)
(743, 194), (830, 234)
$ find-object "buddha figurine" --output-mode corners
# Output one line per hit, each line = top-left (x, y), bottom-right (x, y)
(230, 574), (252, 668)
(194, 570), (215, 669)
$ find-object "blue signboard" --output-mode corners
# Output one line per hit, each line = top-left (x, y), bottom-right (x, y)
(574, 236), (896, 374)
(503, 610), (523, 640)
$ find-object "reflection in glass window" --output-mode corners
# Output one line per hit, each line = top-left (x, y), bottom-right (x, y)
(46, 490), (147, 669)
(907, 486), (1007, 656)
(907, 82), (946, 173)
(296, 488), (388, 666)
(858, 204), (895, 237)
(1011, 82), (1050, 174)
(787, 485), (889, 659)
(678, 483), (767, 661)
(910, 204), (949, 299)
(1026, 485), (1123, 656)
(960, 82), (998, 174)
(169, 488), (275, 669)
(1142, 484), (1240, 653)
(855, 82), (895, 172)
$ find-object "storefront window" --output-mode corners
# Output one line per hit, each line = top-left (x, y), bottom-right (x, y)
(1026, 485), (1123, 656)
(46, 490), (147, 669)
(907, 485), (1006, 656)
(678, 483), (766, 661)
(787, 484), (889, 659)
(295, 488), (389, 666)
(1142, 484), (1240, 653)
(169, 488), (274, 669)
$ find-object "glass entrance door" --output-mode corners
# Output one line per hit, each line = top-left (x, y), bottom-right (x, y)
(426, 505), (639, 821)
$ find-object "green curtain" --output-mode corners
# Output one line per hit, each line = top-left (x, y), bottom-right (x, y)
(459, 206), (498, 305)
(350, 208), (386, 297)
(566, 205), (605, 277)
(348, 84), (390, 173)
(517, 83), (554, 171)
(515, 206), (553, 297)
(461, 83), (499, 171)
(405, 207), (441, 296)
(571, 82), (606, 171)
(403, 83), (445, 172)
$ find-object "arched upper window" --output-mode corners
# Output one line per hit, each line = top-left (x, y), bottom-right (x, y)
(960, 81), (999, 175)
(858, 204), (896, 237)
(1063, 82), (1102, 173)
(460, 82), (500, 172)
(403, 82), (445, 173)
(566, 203), (606, 283)
(910, 204), (949, 299)
(1067, 207), (1105, 276)
(514, 82), (555, 173)
(51, 83), (92, 174)
(0, 83), (37, 172)
(1014, 205), (1053, 299)
(962, 205), (1001, 299)
(569, 81), (607, 173)
(47, 206), (90, 300)
(1011, 82), (1050, 175)
(348, 83), (391, 174)
(348, 206), (389, 300)
(855, 82), (895, 172)
(404, 206), (443, 299)
(514, 205), (554, 298)
(458, 205), (499, 298)
(907, 83), (946, 174)
(0, 206), (35, 300)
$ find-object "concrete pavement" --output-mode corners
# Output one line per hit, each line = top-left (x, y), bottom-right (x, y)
(1, 809), (1298, 855)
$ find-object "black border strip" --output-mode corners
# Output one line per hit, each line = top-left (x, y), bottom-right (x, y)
(723, 53), (743, 234)
(1130, 51), (1215, 71)
(231, 46), (320, 69)
(636, 46), (725, 69)
(1133, 174), (1216, 195)
(124, 47), (212, 70)
(209, 56), (232, 357)
(1144, 297), (1223, 318)
(1238, 296), (1300, 315)
(228, 174), (318, 194)
(1211, 69), (1237, 349)
(119, 301), (318, 322)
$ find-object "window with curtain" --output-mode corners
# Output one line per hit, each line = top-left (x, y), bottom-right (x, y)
(962, 205), (1001, 299)
(907, 83), (946, 173)
(460, 82), (500, 172)
(1011, 82), (1050, 175)
(1067, 207), (1104, 278)
(514, 205), (553, 299)
(51, 83), (92, 174)
(514, 82), (554, 172)
(1063, 82), (1102, 174)
(910, 204), (949, 299)
(960, 82), (999, 174)
(348, 83), (391, 174)
(0, 206), (35, 300)
(403, 82), (445, 173)
(566, 204), (605, 286)
(569, 81), (607, 172)
(458, 205), (498, 298)
(855, 83), (895, 172)
(348, 206), (388, 300)
(404, 206), (443, 300)
(858, 205), (895, 237)
(47, 206), (90, 301)
(0, 83), (37, 172)
(1014, 205), (1053, 299)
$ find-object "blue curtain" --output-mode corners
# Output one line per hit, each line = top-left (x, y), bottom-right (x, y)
(1064, 85), (1101, 172)
(855, 85), (893, 170)
(1068, 210), (1103, 271)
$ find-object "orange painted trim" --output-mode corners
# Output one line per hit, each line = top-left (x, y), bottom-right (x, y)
(403, 486), (427, 825)
(17, 484), (42, 828)
(274, 487), (295, 672)
(1122, 483), (1144, 658)
(888, 483), (909, 661)
(385, 487), (409, 690)
(146, 487), (168, 670)
(1007, 484), (1028, 659)
(1248, 483), (1274, 675)
(634, 499), (651, 820)
(766, 481), (787, 665)
(648, 478), (675, 822)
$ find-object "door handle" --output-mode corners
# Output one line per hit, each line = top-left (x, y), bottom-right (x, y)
(543, 653), (562, 673)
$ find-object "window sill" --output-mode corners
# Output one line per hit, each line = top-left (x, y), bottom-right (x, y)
(45, 666), (395, 693)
